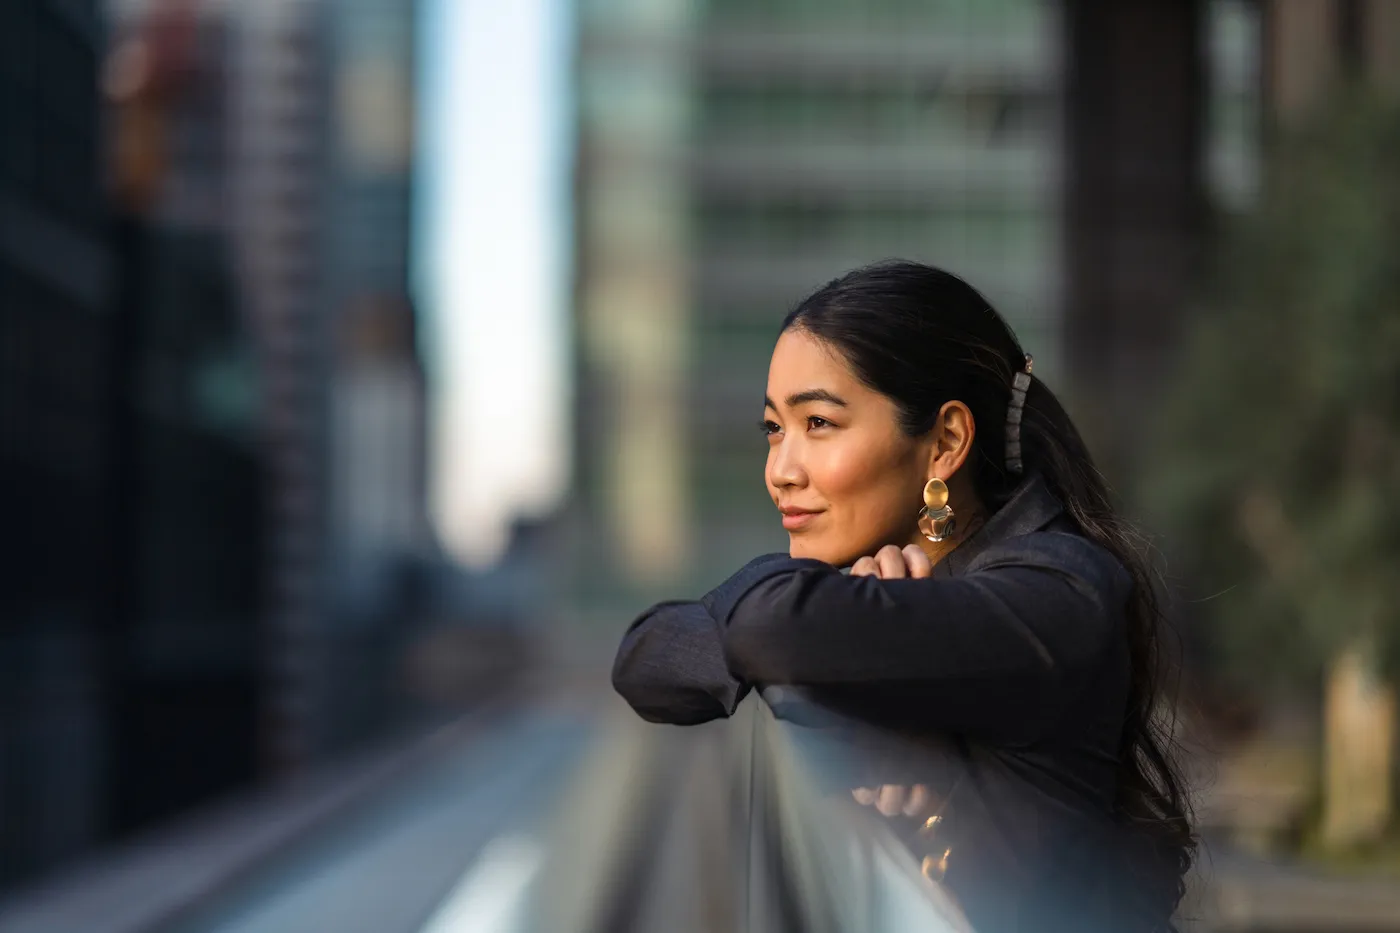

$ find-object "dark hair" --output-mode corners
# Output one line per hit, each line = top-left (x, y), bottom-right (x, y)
(783, 259), (1195, 925)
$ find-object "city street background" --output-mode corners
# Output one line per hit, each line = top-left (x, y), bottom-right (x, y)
(3, 1), (1400, 931)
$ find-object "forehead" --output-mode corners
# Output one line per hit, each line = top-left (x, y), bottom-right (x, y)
(767, 328), (864, 400)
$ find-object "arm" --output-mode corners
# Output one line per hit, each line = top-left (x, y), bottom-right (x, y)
(611, 553), (791, 725)
(612, 600), (748, 724)
(717, 534), (1132, 742)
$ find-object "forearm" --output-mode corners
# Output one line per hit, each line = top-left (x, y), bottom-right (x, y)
(611, 599), (748, 724)
(716, 538), (1127, 740)
(611, 553), (794, 725)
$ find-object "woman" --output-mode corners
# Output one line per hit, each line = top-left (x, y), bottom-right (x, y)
(611, 261), (1195, 932)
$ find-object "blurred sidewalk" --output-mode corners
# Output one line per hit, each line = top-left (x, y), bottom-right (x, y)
(0, 675), (600, 933)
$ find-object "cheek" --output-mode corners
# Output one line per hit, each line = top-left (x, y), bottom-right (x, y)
(812, 442), (917, 550)
(807, 443), (867, 502)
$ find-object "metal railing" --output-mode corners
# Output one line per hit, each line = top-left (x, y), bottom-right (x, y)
(521, 695), (973, 933)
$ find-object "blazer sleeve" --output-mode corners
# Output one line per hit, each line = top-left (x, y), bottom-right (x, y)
(611, 553), (792, 725)
(716, 533), (1132, 742)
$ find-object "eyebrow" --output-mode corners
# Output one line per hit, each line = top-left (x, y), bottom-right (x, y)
(763, 388), (849, 410)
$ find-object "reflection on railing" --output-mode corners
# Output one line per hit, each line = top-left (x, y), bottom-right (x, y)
(521, 695), (972, 933)
(748, 698), (974, 933)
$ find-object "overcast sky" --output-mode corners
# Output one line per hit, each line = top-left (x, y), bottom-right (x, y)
(414, 0), (572, 566)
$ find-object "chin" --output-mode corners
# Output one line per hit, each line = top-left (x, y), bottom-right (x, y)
(788, 536), (849, 567)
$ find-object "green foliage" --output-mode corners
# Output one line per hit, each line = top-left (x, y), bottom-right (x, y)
(1147, 93), (1400, 686)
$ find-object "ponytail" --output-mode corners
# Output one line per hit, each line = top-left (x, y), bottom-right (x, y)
(1010, 379), (1197, 925)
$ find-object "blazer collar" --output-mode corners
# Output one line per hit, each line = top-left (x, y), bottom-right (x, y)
(931, 472), (1065, 579)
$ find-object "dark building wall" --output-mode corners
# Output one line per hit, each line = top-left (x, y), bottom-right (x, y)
(1061, 0), (1209, 474)
(105, 223), (263, 835)
(1, 0), (267, 891)
(100, 6), (266, 838)
(0, 0), (112, 890)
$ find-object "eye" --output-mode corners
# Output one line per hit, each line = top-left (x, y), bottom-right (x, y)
(807, 415), (834, 430)
(757, 419), (781, 436)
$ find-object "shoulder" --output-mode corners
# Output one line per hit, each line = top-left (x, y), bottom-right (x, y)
(964, 529), (1134, 614)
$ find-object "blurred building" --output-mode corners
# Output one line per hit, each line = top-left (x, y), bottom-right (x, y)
(318, 0), (432, 752)
(1059, 0), (1208, 469)
(0, 0), (113, 891)
(101, 0), (266, 839)
(0, 0), (430, 892)
(221, 0), (333, 775)
(112, 0), (432, 767)
(572, 0), (1066, 600)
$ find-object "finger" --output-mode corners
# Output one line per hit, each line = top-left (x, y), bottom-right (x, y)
(903, 784), (931, 817)
(851, 556), (878, 577)
(874, 545), (906, 579)
(852, 787), (877, 805)
(902, 545), (932, 579)
(876, 785), (906, 817)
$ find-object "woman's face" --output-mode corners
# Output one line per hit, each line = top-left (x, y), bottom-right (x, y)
(762, 327), (935, 567)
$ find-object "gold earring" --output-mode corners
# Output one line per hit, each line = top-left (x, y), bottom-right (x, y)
(919, 477), (956, 542)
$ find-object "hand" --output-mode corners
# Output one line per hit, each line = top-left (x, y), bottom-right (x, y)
(850, 543), (931, 580)
(852, 783), (934, 817)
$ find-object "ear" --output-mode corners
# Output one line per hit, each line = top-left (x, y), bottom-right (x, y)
(925, 400), (976, 479)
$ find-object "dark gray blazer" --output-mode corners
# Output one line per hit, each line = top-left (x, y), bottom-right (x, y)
(612, 474), (1161, 933)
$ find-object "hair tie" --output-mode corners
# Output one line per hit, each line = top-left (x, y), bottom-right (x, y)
(1005, 354), (1033, 474)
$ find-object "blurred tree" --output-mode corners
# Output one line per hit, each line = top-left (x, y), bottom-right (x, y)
(1147, 92), (1400, 850)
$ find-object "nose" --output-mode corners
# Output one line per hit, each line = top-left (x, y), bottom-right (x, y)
(767, 432), (807, 490)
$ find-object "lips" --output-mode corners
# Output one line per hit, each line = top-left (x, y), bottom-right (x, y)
(779, 508), (822, 531)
